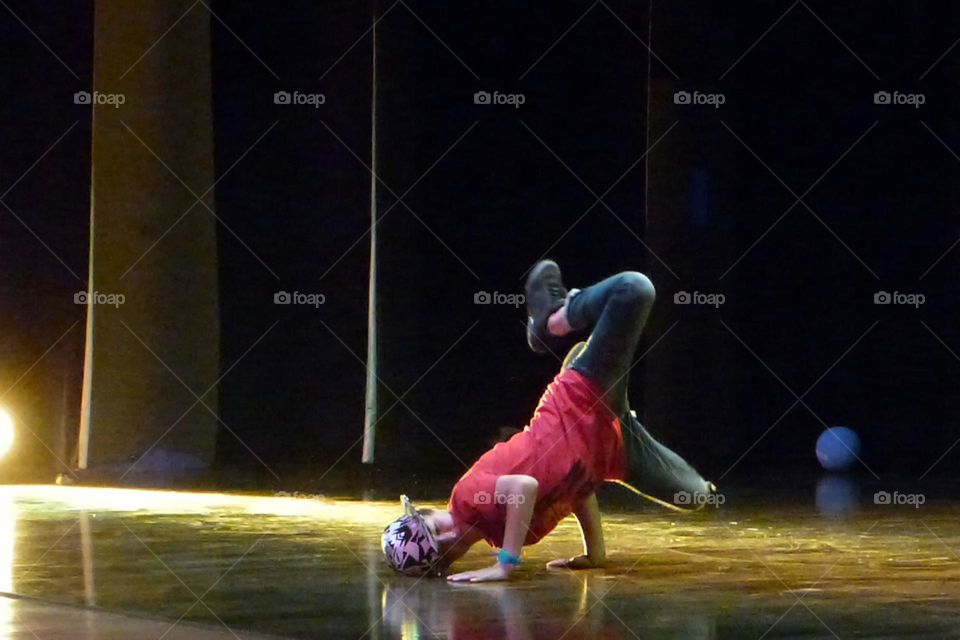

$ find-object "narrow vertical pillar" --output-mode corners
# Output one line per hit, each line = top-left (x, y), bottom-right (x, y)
(362, 11), (379, 464)
(78, 0), (219, 475)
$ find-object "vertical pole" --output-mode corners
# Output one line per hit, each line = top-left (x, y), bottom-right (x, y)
(77, 88), (99, 469)
(77, 98), (98, 471)
(638, 0), (653, 428)
(78, 0), (220, 473)
(362, 6), (379, 464)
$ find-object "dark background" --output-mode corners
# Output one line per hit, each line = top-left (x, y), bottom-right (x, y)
(1, 2), (959, 490)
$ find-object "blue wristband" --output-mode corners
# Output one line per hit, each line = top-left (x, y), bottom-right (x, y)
(497, 549), (521, 565)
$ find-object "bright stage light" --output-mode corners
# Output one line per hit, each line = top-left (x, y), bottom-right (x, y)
(0, 409), (13, 459)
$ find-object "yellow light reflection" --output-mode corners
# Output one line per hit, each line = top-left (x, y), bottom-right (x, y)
(0, 490), (15, 637)
(0, 409), (13, 459)
(0, 486), (407, 525)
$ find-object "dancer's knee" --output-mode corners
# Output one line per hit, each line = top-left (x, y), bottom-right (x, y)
(613, 272), (655, 307)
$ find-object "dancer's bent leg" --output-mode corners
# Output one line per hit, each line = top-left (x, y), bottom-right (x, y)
(561, 271), (655, 415)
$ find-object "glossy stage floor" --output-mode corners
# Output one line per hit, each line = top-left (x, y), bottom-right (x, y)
(0, 483), (958, 639)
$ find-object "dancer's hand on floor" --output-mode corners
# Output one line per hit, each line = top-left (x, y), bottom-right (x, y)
(546, 554), (602, 570)
(447, 562), (513, 583)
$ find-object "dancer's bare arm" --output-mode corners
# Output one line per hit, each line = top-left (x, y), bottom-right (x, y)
(448, 474), (538, 583)
(547, 492), (606, 569)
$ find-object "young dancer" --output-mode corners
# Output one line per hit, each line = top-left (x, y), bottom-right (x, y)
(382, 260), (716, 581)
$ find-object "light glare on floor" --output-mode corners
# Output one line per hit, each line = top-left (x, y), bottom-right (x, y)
(0, 485), (404, 524)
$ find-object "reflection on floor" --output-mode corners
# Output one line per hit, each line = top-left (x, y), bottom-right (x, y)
(0, 594), (278, 639)
(0, 484), (958, 639)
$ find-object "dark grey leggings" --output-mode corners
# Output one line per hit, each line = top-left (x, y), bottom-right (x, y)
(564, 271), (712, 499)
(565, 271), (656, 416)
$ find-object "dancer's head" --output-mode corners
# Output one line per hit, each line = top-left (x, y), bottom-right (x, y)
(382, 496), (464, 576)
